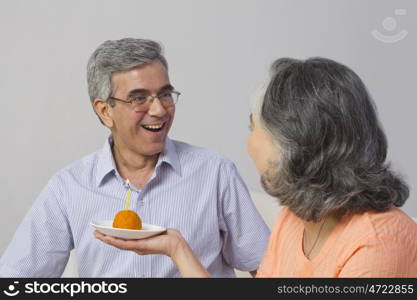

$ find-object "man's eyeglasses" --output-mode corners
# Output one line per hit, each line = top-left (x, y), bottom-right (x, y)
(108, 90), (181, 111)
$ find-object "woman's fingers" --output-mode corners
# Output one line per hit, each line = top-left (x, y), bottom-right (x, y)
(93, 229), (183, 257)
(93, 231), (106, 240)
(94, 230), (150, 252)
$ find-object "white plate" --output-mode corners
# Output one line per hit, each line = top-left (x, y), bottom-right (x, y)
(91, 220), (166, 240)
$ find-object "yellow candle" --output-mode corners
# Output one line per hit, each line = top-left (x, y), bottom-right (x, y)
(125, 179), (132, 210)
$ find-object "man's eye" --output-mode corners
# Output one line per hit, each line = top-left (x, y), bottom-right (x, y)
(158, 92), (173, 99)
(131, 95), (147, 102)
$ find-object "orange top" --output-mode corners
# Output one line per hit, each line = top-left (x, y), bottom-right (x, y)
(257, 206), (417, 277)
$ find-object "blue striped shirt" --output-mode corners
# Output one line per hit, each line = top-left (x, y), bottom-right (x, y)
(0, 136), (270, 277)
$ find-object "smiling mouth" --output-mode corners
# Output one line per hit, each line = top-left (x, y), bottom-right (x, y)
(141, 122), (166, 132)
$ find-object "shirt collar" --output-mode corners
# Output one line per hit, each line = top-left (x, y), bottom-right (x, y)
(95, 135), (181, 187)
(157, 137), (181, 176)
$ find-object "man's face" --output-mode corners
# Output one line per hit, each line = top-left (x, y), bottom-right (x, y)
(107, 60), (175, 157)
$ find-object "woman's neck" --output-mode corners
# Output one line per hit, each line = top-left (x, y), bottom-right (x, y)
(302, 214), (340, 259)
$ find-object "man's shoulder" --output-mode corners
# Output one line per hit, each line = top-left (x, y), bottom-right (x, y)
(34, 150), (100, 201)
(52, 151), (100, 183)
(171, 139), (234, 166)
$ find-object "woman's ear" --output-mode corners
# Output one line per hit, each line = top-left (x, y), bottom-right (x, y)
(93, 98), (114, 128)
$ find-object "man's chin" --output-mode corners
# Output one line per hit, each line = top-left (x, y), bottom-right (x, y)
(138, 144), (166, 157)
(133, 130), (169, 156)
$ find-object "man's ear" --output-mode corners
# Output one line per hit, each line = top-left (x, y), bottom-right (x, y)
(93, 98), (114, 128)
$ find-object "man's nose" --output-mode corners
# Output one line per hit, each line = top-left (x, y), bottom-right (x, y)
(147, 98), (167, 117)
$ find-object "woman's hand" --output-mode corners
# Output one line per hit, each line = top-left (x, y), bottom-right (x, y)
(94, 229), (211, 277)
(94, 229), (183, 258)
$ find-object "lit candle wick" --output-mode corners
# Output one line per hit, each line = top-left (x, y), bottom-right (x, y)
(125, 179), (132, 210)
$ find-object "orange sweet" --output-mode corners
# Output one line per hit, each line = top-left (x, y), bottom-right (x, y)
(112, 210), (142, 230)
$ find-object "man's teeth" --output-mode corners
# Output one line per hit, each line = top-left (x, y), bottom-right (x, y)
(143, 124), (163, 129)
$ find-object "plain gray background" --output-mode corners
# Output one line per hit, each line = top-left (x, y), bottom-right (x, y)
(1, 0), (416, 255)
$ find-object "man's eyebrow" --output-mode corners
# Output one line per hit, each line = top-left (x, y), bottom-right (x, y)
(127, 84), (174, 96)
(127, 88), (148, 95)
(159, 84), (174, 91)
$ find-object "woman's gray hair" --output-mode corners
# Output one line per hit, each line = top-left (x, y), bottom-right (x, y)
(260, 57), (409, 222)
(87, 38), (168, 106)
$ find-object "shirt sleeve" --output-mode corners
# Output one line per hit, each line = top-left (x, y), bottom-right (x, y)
(338, 235), (417, 277)
(217, 161), (271, 272)
(0, 175), (74, 277)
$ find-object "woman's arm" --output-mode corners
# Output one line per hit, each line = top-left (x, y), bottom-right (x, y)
(94, 229), (210, 277)
(170, 234), (211, 277)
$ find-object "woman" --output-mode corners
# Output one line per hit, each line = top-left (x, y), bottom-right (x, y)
(95, 57), (417, 277)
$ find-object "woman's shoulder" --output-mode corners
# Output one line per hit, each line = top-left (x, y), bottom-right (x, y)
(345, 207), (417, 246)
(361, 207), (416, 232)
(269, 206), (304, 237)
(337, 208), (417, 277)
(273, 206), (301, 225)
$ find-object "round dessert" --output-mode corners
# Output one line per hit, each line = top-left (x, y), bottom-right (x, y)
(112, 210), (142, 230)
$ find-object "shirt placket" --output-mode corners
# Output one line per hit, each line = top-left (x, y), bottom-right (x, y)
(129, 164), (161, 277)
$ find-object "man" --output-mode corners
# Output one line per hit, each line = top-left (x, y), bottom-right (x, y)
(0, 38), (270, 277)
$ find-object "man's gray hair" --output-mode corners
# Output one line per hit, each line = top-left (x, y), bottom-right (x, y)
(87, 38), (168, 106)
